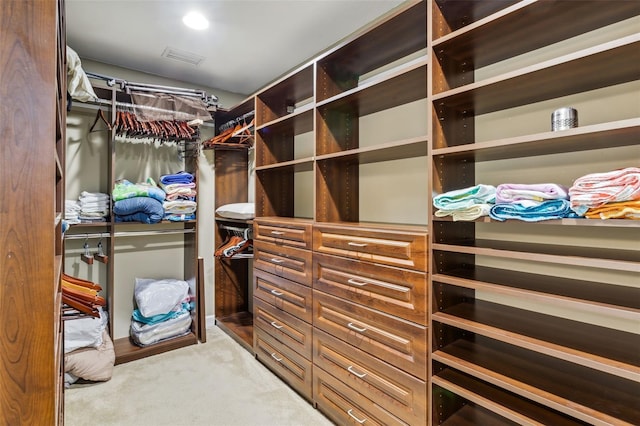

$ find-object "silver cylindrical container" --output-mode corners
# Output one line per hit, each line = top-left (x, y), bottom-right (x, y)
(551, 107), (578, 131)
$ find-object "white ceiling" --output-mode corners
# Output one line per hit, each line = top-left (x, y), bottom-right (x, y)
(66, 0), (406, 96)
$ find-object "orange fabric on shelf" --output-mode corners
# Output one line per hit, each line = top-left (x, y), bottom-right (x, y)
(585, 200), (640, 220)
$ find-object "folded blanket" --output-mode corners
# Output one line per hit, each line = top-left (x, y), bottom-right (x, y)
(165, 213), (196, 222)
(113, 197), (164, 224)
(569, 167), (640, 215)
(160, 182), (196, 193)
(433, 184), (496, 211)
(160, 171), (194, 185)
(112, 178), (166, 203)
(490, 199), (578, 222)
(163, 200), (197, 215)
(130, 310), (192, 347)
(435, 204), (492, 221)
(585, 200), (640, 220)
(496, 183), (568, 204)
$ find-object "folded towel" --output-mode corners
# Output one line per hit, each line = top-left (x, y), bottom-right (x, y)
(435, 204), (492, 221)
(160, 171), (194, 185)
(112, 178), (166, 203)
(160, 182), (196, 193)
(585, 200), (640, 220)
(496, 183), (568, 204)
(569, 167), (640, 215)
(433, 184), (496, 210)
(79, 191), (110, 202)
(165, 213), (196, 222)
(490, 199), (578, 222)
(113, 197), (164, 224)
(163, 200), (197, 215)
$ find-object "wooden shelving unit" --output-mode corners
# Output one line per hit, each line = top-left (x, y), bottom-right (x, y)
(429, 1), (640, 424)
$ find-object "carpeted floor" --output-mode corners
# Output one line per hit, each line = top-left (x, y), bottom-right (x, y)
(64, 326), (333, 426)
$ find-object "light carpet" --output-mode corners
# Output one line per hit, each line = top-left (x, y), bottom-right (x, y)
(64, 326), (333, 426)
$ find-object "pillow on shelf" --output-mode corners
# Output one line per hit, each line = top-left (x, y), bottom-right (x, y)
(215, 202), (255, 220)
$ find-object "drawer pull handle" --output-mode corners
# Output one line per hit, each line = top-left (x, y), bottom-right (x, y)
(347, 365), (367, 378)
(270, 258), (285, 264)
(271, 289), (284, 296)
(347, 409), (367, 424)
(347, 278), (367, 287)
(271, 231), (285, 235)
(347, 322), (367, 333)
(347, 242), (368, 247)
(270, 353), (283, 362)
(271, 321), (283, 329)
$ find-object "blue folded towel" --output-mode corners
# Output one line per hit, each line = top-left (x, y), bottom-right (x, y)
(160, 171), (194, 185)
(113, 197), (164, 224)
(489, 199), (578, 222)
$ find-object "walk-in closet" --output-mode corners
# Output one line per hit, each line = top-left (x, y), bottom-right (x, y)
(1, 1), (638, 424)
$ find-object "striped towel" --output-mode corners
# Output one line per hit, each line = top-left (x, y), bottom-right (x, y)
(435, 204), (492, 221)
(569, 167), (640, 216)
(490, 199), (577, 222)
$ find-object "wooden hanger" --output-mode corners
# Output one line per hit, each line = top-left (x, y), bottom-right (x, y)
(89, 108), (112, 133)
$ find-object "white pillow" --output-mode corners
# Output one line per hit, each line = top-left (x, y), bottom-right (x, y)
(215, 202), (255, 219)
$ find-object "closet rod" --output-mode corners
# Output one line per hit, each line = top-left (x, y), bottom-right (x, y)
(65, 228), (196, 240)
(219, 110), (255, 132)
(218, 224), (250, 233)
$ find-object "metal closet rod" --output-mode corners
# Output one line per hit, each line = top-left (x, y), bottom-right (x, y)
(65, 228), (196, 240)
(85, 71), (218, 104)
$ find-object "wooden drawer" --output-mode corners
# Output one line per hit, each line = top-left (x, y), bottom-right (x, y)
(254, 240), (312, 286)
(253, 297), (313, 360)
(314, 366), (411, 426)
(313, 223), (428, 271)
(254, 218), (313, 249)
(314, 329), (427, 425)
(313, 291), (427, 380)
(254, 269), (313, 323)
(254, 327), (312, 401)
(314, 252), (427, 325)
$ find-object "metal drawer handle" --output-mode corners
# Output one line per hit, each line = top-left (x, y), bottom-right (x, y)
(271, 353), (283, 362)
(270, 258), (285, 264)
(347, 322), (367, 333)
(270, 321), (283, 329)
(347, 409), (367, 424)
(271, 231), (285, 235)
(347, 365), (367, 379)
(347, 278), (367, 287)
(347, 242), (367, 247)
(271, 289), (284, 296)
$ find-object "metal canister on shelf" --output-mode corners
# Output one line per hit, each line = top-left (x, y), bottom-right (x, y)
(551, 107), (578, 131)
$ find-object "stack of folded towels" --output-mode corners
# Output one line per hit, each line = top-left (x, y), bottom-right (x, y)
(159, 171), (197, 222)
(130, 277), (193, 347)
(569, 167), (640, 220)
(65, 200), (81, 224)
(112, 178), (166, 224)
(489, 183), (577, 222)
(78, 191), (110, 222)
(434, 184), (496, 221)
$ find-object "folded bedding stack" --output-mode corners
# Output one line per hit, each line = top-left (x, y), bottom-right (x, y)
(159, 171), (197, 222)
(112, 178), (166, 224)
(489, 183), (577, 222)
(433, 184), (496, 221)
(130, 277), (193, 347)
(78, 191), (110, 222)
(569, 167), (640, 219)
(62, 274), (115, 386)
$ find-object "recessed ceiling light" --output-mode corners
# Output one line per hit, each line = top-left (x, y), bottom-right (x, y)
(183, 11), (209, 30)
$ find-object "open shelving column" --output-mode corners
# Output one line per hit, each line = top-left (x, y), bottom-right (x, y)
(428, 1), (640, 424)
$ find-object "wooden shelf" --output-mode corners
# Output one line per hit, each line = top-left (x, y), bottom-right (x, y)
(255, 107), (313, 167)
(114, 333), (198, 365)
(432, 118), (640, 158)
(432, 35), (640, 115)
(216, 311), (254, 353)
(316, 0), (427, 101)
(432, 239), (640, 272)
(432, 215), (640, 228)
(255, 103), (313, 132)
(255, 158), (314, 172)
(315, 135), (427, 164)
(432, 267), (640, 321)
(432, 1), (640, 77)
(432, 0), (520, 38)
(317, 58), (427, 120)
(433, 370), (584, 426)
(256, 63), (314, 125)
(432, 336), (640, 425)
(433, 300), (640, 380)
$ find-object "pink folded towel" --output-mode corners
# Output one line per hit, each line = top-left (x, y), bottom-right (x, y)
(569, 167), (640, 215)
(495, 183), (568, 204)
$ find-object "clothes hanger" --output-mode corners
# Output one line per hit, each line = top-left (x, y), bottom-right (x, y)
(95, 239), (108, 264)
(89, 108), (112, 133)
(81, 236), (94, 264)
